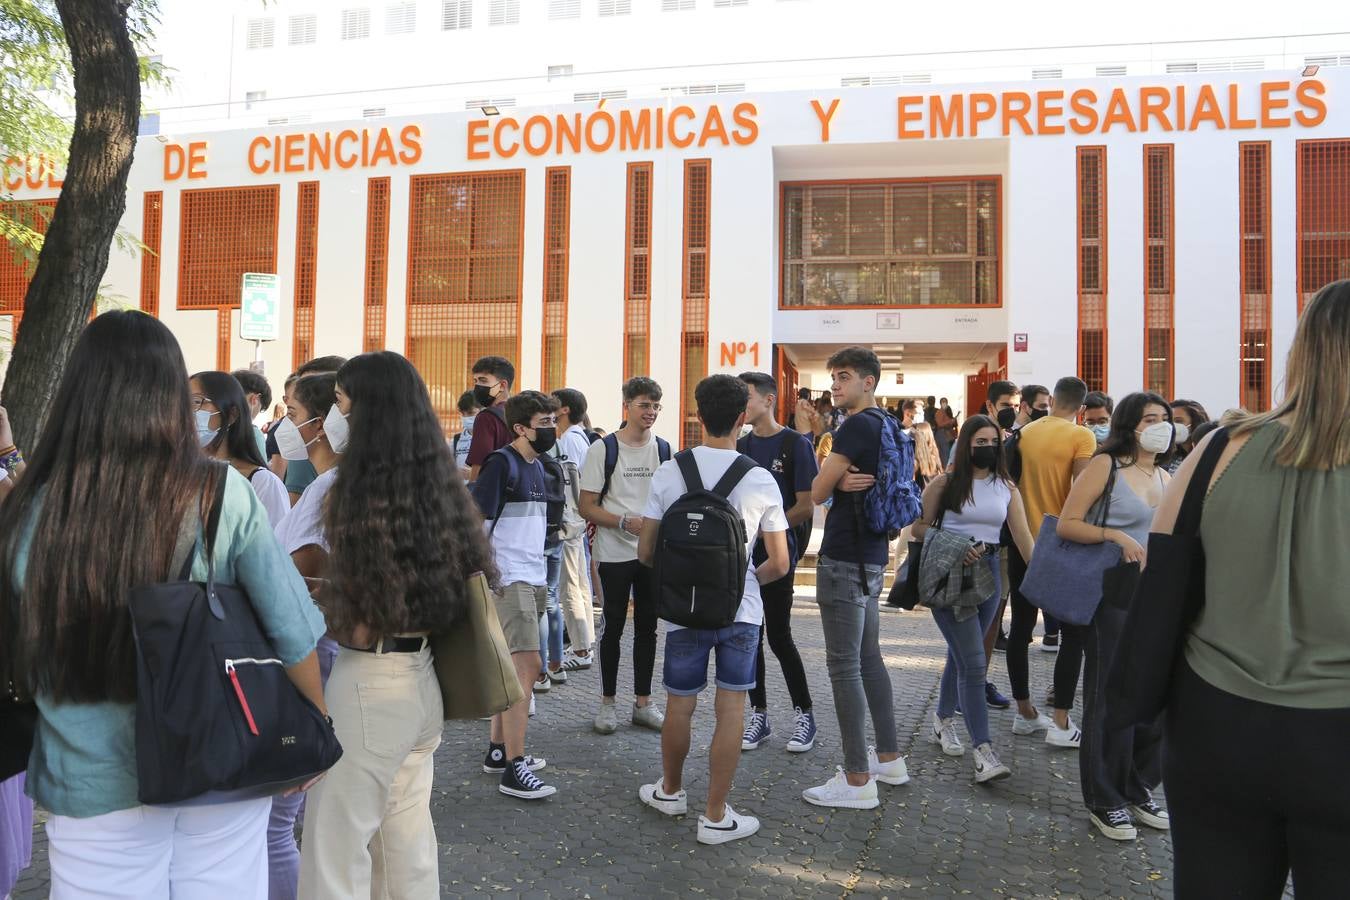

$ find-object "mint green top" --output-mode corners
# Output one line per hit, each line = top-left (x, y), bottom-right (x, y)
(1189, 422), (1350, 708)
(20, 468), (326, 817)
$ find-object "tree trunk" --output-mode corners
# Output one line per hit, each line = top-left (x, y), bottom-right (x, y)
(1, 0), (140, 452)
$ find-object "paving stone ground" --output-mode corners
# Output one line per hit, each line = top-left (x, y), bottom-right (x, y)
(12, 586), (1189, 899)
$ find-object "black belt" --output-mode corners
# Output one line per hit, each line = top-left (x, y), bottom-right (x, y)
(343, 636), (428, 654)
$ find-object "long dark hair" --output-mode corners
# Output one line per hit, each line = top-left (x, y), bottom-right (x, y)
(192, 370), (266, 468)
(1099, 392), (1175, 466)
(938, 414), (1010, 516)
(323, 352), (496, 638)
(0, 312), (218, 702)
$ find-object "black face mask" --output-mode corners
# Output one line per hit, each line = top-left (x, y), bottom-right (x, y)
(996, 407), (1018, 431)
(971, 446), (999, 470)
(472, 384), (497, 408)
(1029, 407), (1050, 422)
(528, 427), (557, 454)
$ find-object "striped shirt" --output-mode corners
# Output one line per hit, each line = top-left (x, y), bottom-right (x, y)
(470, 445), (548, 587)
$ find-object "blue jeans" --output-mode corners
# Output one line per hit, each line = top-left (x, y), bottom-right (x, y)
(929, 556), (1001, 748)
(663, 623), (760, 695)
(539, 543), (564, 672)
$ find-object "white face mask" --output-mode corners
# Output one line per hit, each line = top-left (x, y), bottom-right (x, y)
(324, 405), (350, 454)
(194, 409), (219, 448)
(275, 416), (320, 461)
(1137, 422), (1174, 454)
(1172, 422), (1190, 446)
(912, 410), (925, 424)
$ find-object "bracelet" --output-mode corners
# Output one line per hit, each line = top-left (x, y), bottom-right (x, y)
(0, 445), (14, 457)
(0, 449), (22, 470)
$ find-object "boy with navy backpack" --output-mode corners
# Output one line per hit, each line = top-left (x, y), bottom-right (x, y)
(636, 375), (789, 845)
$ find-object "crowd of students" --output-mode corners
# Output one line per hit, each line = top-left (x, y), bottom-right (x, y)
(3, 277), (1349, 897)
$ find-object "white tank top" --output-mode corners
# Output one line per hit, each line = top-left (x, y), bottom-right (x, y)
(941, 476), (1012, 544)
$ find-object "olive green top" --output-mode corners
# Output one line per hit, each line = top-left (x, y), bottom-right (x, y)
(1189, 422), (1350, 708)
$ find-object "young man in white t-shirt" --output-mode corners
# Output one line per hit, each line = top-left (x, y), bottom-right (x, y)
(636, 375), (790, 845)
(579, 377), (669, 736)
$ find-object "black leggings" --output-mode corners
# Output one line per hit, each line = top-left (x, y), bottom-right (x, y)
(749, 572), (812, 712)
(597, 560), (657, 698)
(1166, 662), (1350, 899)
(1006, 543), (1084, 705)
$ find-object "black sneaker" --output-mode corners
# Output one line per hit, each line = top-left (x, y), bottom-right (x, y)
(994, 631), (1008, 653)
(500, 758), (557, 799)
(1041, 633), (1060, 653)
(483, 743), (546, 775)
(985, 681), (1011, 710)
(1089, 807), (1137, 841)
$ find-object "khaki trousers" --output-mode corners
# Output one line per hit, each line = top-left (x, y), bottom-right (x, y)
(559, 535), (594, 651)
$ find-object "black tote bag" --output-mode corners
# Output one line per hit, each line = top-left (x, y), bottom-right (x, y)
(1105, 429), (1230, 730)
(0, 682), (36, 781)
(129, 466), (342, 805)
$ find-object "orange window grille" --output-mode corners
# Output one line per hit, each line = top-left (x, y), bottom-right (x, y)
(679, 159), (710, 449)
(1296, 139), (1350, 314)
(177, 185), (280, 368)
(1076, 147), (1108, 394)
(540, 166), (571, 393)
(624, 161), (653, 381)
(1142, 145), (1174, 399)
(363, 177), (391, 352)
(292, 181), (320, 368)
(780, 177), (1000, 308)
(1239, 142), (1272, 413)
(406, 169), (524, 432)
(0, 198), (56, 322)
(139, 192), (163, 316)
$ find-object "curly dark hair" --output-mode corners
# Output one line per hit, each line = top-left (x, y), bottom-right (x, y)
(323, 352), (497, 639)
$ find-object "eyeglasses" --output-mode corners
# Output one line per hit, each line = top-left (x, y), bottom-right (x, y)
(631, 402), (662, 413)
(190, 395), (216, 411)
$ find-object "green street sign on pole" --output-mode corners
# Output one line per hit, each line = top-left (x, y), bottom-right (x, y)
(239, 272), (280, 342)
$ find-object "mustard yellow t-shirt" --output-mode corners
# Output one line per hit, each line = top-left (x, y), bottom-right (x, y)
(1016, 416), (1097, 533)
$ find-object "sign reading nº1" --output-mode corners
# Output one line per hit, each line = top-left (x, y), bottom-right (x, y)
(239, 272), (281, 342)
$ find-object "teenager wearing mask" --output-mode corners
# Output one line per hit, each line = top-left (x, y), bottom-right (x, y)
(976, 381), (1020, 661)
(0, 312), (326, 900)
(299, 352), (496, 897)
(1083, 392), (1115, 446)
(1165, 399), (1207, 474)
(1056, 393), (1173, 841)
(465, 355), (516, 483)
(913, 416), (1035, 782)
(266, 356), (346, 503)
(552, 388), (596, 671)
(452, 390), (481, 480)
(232, 368), (273, 460)
(191, 371), (290, 529)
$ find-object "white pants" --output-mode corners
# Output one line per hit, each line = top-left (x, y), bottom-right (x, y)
(46, 798), (269, 899)
(559, 535), (594, 650)
(298, 645), (442, 900)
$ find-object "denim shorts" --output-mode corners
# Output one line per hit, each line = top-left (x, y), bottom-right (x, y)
(662, 622), (760, 696)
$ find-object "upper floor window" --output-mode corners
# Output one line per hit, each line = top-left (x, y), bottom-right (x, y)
(663, 0), (696, 10)
(342, 8), (372, 40)
(288, 14), (318, 45)
(490, 0), (520, 25)
(442, 0), (472, 29)
(550, 0), (581, 19)
(598, 0), (632, 14)
(385, 2), (417, 34)
(246, 18), (275, 50)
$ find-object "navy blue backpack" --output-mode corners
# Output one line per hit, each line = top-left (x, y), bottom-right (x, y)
(858, 407), (923, 538)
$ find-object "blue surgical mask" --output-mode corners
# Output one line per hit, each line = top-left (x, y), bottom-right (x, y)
(1090, 423), (1111, 442)
(194, 409), (219, 448)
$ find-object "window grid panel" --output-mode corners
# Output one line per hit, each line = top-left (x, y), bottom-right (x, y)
(246, 18), (275, 50)
(442, 0), (472, 29)
(406, 170), (524, 433)
(1296, 139), (1350, 314)
(598, 0), (632, 15)
(1076, 147), (1108, 394)
(0, 198), (55, 314)
(288, 14), (317, 45)
(292, 182), (320, 369)
(342, 8), (372, 40)
(680, 159), (711, 449)
(541, 167), (571, 393)
(1143, 144), (1175, 398)
(550, 0), (581, 19)
(385, 1), (417, 34)
(138, 192), (163, 316)
(624, 162), (653, 381)
(363, 177), (392, 352)
(779, 177), (1001, 309)
(1238, 142), (1272, 412)
(490, 0), (521, 26)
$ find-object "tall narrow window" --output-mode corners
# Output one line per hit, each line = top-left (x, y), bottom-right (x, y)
(680, 160), (710, 449)
(441, 0), (472, 29)
(1076, 147), (1108, 393)
(1143, 145), (1174, 398)
(139, 191), (163, 316)
(1296, 139), (1350, 314)
(623, 162), (653, 381)
(407, 171), (524, 432)
(1240, 143), (1272, 412)
(341, 8), (372, 40)
(489, 0), (520, 26)
(293, 182), (319, 368)
(541, 167), (571, 393)
(0, 198), (56, 334)
(363, 177), (391, 352)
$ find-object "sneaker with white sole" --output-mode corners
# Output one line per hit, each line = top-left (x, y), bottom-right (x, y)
(1012, 711), (1055, 736)
(742, 710), (770, 750)
(802, 768), (879, 810)
(533, 674), (551, 693)
(928, 712), (965, 757)
(561, 651), (593, 671)
(529, 695), (536, 717)
(632, 702), (664, 732)
(638, 781), (688, 816)
(547, 668), (568, 685)
(593, 701), (618, 734)
(697, 805), (760, 845)
(867, 747), (910, 786)
(1045, 717), (1082, 749)
(1127, 797), (1170, 831)
(499, 758), (557, 800)
(482, 743), (546, 775)
(786, 708), (817, 753)
(972, 743), (1011, 783)
(1090, 807), (1138, 840)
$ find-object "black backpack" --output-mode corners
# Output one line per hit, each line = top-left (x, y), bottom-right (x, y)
(652, 451), (756, 630)
(737, 430), (812, 563)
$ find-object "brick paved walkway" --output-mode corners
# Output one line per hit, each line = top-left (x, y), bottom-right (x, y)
(12, 591), (1179, 899)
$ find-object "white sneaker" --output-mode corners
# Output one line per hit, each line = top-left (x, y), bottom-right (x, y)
(972, 743), (1011, 783)
(561, 650), (593, 671)
(697, 805), (761, 845)
(547, 668), (568, 685)
(533, 674), (551, 693)
(868, 747), (910, 786)
(1012, 711), (1055, 736)
(802, 768), (879, 810)
(632, 702), (665, 732)
(528, 695), (536, 717)
(928, 712), (965, 757)
(593, 701), (618, 734)
(1045, 717), (1082, 749)
(638, 781), (688, 816)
